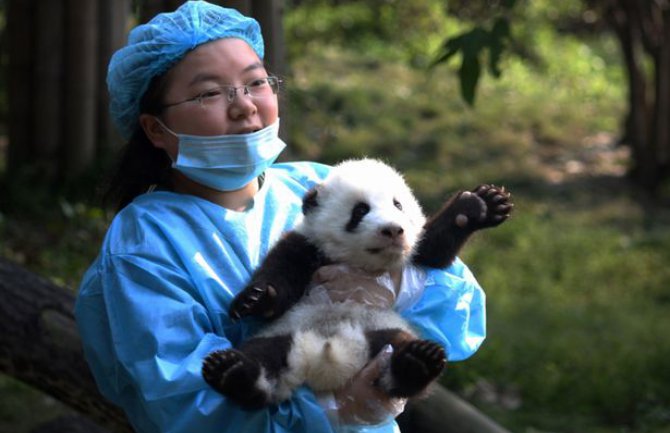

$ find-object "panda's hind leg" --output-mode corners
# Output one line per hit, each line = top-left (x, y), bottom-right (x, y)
(366, 329), (447, 398)
(202, 335), (292, 409)
(388, 339), (446, 397)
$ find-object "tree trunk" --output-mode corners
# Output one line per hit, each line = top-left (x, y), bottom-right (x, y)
(652, 7), (670, 168)
(97, 0), (131, 157)
(140, 0), (184, 24)
(253, 0), (286, 77)
(0, 255), (512, 433)
(33, 0), (64, 177)
(221, 0), (253, 15)
(397, 384), (512, 433)
(0, 258), (132, 433)
(6, 0), (35, 177)
(62, 0), (99, 180)
(598, 0), (670, 193)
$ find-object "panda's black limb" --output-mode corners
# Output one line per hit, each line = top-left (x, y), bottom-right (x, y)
(387, 339), (446, 397)
(202, 335), (293, 409)
(366, 329), (447, 398)
(413, 184), (512, 269)
(230, 232), (329, 321)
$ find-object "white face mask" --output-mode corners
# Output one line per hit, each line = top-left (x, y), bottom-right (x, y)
(159, 118), (286, 191)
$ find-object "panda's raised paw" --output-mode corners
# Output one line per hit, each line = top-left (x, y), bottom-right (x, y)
(471, 184), (513, 228)
(451, 191), (488, 229)
(229, 283), (278, 321)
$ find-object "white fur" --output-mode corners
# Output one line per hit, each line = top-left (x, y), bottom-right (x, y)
(297, 159), (426, 273)
(254, 368), (275, 401)
(255, 159), (427, 402)
(258, 302), (415, 401)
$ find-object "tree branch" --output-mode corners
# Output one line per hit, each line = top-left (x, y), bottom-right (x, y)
(0, 257), (131, 433)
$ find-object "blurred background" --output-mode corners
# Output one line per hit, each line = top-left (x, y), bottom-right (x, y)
(1, 1), (669, 432)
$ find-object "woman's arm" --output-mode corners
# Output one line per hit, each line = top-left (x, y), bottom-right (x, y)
(399, 258), (486, 362)
(75, 253), (336, 433)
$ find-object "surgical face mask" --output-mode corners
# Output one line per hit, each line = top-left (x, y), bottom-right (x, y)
(159, 118), (286, 192)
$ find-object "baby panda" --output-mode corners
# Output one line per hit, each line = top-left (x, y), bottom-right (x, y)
(202, 158), (513, 409)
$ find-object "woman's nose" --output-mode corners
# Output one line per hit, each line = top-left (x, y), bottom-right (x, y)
(227, 93), (257, 120)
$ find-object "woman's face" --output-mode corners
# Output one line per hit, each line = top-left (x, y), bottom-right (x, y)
(143, 38), (279, 160)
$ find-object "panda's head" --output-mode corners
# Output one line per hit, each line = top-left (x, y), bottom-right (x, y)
(298, 159), (426, 273)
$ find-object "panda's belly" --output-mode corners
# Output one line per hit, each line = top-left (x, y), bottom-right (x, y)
(257, 302), (413, 393)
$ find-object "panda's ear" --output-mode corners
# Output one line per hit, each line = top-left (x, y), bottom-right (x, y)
(302, 187), (319, 215)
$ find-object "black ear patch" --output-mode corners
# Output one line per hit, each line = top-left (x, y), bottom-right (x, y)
(302, 188), (319, 215)
(346, 202), (371, 232)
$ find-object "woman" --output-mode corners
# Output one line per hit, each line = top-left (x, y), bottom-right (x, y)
(75, 2), (486, 433)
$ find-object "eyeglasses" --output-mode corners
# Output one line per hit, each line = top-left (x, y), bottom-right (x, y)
(162, 76), (282, 109)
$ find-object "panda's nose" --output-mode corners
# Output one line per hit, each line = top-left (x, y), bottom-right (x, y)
(380, 224), (404, 239)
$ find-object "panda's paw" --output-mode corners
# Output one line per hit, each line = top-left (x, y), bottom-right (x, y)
(389, 340), (446, 398)
(470, 184), (513, 229)
(229, 283), (278, 321)
(451, 191), (489, 229)
(202, 349), (269, 409)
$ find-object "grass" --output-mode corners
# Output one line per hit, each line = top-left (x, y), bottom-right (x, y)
(2, 10), (670, 433)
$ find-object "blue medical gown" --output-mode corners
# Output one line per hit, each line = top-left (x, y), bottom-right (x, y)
(74, 162), (486, 433)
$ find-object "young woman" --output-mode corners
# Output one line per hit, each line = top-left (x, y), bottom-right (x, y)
(75, 2), (486, 433)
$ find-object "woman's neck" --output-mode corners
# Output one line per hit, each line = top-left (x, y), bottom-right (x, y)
(170, 170), (259, 211)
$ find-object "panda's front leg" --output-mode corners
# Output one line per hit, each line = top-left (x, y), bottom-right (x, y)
(230, 232), (326, 321)
(202, 335), (293, 409)
(412, 185), (512, 269)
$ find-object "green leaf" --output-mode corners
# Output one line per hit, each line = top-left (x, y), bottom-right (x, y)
(459, 50), (481, 105)
(488, 17), (510, 77)
(431, 35), (464, 67)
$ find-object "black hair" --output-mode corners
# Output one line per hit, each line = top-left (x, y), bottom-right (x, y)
(102, 73), (173, 213)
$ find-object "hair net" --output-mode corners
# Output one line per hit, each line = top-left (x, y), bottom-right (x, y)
(107, 1), (265, 140)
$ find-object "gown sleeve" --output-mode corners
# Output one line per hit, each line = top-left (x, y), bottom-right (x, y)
(399, 257), (486, 362)
(75, 252), (336, 433)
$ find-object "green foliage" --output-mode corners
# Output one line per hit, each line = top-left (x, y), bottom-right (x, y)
(448, 198), (670, 431)
(285, 0), (449, 67)
(433, 17), (511, 105)
(282, 5), (669, 431)
(1, 2), (667, 432)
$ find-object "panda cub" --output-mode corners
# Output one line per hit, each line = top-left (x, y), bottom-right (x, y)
(202, 158), (513, 409)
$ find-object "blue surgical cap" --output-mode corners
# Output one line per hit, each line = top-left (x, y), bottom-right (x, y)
(107, 1), (265, 140)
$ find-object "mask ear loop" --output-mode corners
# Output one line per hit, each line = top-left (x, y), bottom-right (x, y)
(153, 117), (179, 138)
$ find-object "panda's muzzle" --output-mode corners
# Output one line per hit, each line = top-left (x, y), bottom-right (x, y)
(380, 224), (404, 239)
(366, 224), (407, 255)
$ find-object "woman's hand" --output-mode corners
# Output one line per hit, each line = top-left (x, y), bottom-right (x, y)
(331, 345), (407, 426)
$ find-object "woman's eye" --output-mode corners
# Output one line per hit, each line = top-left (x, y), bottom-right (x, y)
(200, 89), (223, 99)
(248, 78), (267, 88)
(194, 89), (224, 104)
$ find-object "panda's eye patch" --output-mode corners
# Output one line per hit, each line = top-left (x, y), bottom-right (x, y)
(393, 199), (403, 211)
(346, 202), (371, 232)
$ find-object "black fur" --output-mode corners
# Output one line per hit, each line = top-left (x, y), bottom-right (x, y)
(207, 168), (512, 408)
(203, 335), (293, 409)
(302, 188), (319, 215)
(388, 340), (447, 397)
(365, 329), (446, 398)
(413, 185), (512, 269)
(345, 201), (371, 232)
(229, 231), (330, 320)
(231, 184), (512, 321)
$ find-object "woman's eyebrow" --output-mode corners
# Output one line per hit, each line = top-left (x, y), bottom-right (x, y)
(188, 73), (222, 88)
(242, 61), (265, 73)
(187, 62), (266, 87)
